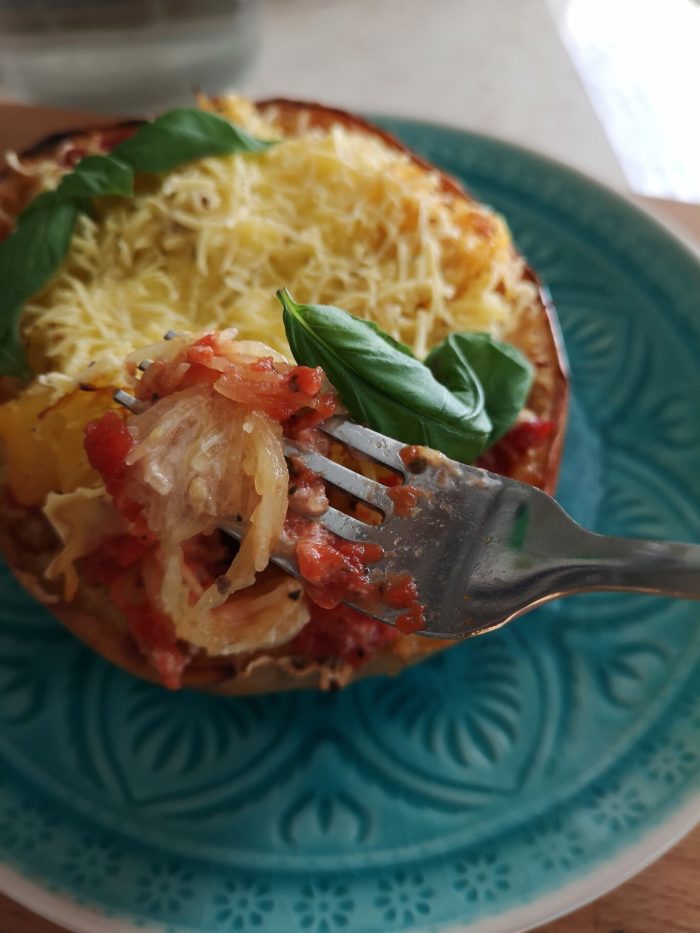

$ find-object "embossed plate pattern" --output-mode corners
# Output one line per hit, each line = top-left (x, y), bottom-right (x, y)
(0, 119), (699, 933)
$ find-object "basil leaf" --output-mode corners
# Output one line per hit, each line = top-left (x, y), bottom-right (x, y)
(0, 108), (274, 377)
(361, 319), (415, 358)
(426, 332), (533, 442)
(0, 322), (29, 379)
(0, 200), (79, 377)
(278, 290), (492, 462)
(23, 158), (133, 217)
(54, 155), (134, 200)
(112, 108), (275, 174)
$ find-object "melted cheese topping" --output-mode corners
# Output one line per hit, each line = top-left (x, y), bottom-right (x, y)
(18, 96), (536, 379)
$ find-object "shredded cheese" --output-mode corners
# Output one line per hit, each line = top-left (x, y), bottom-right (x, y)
(19, 96), (536, 379)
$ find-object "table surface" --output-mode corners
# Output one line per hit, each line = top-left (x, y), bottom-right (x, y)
(0, 827), (697, 932)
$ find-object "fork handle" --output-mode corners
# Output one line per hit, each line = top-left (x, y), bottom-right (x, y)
(556, 529), (700, 599)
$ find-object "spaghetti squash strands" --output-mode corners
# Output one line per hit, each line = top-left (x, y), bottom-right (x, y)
(123, 385), (291, 653)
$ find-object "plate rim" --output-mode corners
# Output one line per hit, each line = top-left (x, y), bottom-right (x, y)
(1, 116), (699, 933)
(1, 792), (698, 933)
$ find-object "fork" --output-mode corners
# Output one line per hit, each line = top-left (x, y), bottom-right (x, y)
(270, 417), (700, 638)
(114, 393), (700, 640)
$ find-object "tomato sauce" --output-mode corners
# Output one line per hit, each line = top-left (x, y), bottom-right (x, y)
(80, 532), (187, 690)
(123, 604), (187, 691)
(289, 603), (399, 669)
(387, 483), (421, 517)
(81, 533), (152, 586)
(283, 504), (424, 633)
(83, 410), (132, 499)
(377, 576), (424, 633)
(399, 445), (430, 474)
(84, 410), (145, 524)
(84, 334), (427, 686)
(476, 419), (555, 477)
(285, 512), (383, 609)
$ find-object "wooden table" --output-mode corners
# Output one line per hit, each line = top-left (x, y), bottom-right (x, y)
(0, 826), (697, 932)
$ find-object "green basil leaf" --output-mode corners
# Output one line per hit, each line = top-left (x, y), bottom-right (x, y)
(0, 108), (274, 377)
(0, 200), (79, 377)
(0, 322), (30, 379)
(22, 157), (133, 217)
(426, 332), (533, 442)
(19, 190), (60, 215)
(54, 155), (134, 200)
(360, 319), (415, 357)
(278, 289), (492, 462)
(112, 108), (275, 174)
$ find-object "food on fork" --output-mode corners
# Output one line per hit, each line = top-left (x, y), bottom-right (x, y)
(0, 96), (567, 692)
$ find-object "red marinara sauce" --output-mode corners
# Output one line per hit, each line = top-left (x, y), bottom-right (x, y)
(283, 463), (425, 634)
(83, 335), (427, 684)
(387, 483), (421, 517)
(289, 604), (399, 670)
(476, 418), (555, 477)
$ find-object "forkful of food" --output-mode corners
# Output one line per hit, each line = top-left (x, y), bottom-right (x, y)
(114, 306), (700, 642)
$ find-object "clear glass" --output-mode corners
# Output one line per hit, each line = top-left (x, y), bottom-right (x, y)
(0, 0), (261, 113)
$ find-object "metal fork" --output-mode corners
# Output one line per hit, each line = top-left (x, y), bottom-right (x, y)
(114, 393), (700, 639)
(230, 417), (700, 639)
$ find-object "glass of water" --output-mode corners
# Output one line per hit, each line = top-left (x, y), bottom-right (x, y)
(0, 0), (261, 113)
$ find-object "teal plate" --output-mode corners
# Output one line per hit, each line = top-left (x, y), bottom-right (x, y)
(1, 118), (699, 933)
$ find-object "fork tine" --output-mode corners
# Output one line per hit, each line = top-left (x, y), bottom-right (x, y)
(319, 507), (378, 542)
(221, 509), (373, 563)
(320, 416), (408, 475)
(113, 389), (145, 413)
(284, 439), (393, 516)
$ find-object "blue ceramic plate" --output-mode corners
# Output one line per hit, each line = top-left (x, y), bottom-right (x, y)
(1, 119), (699, 933)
